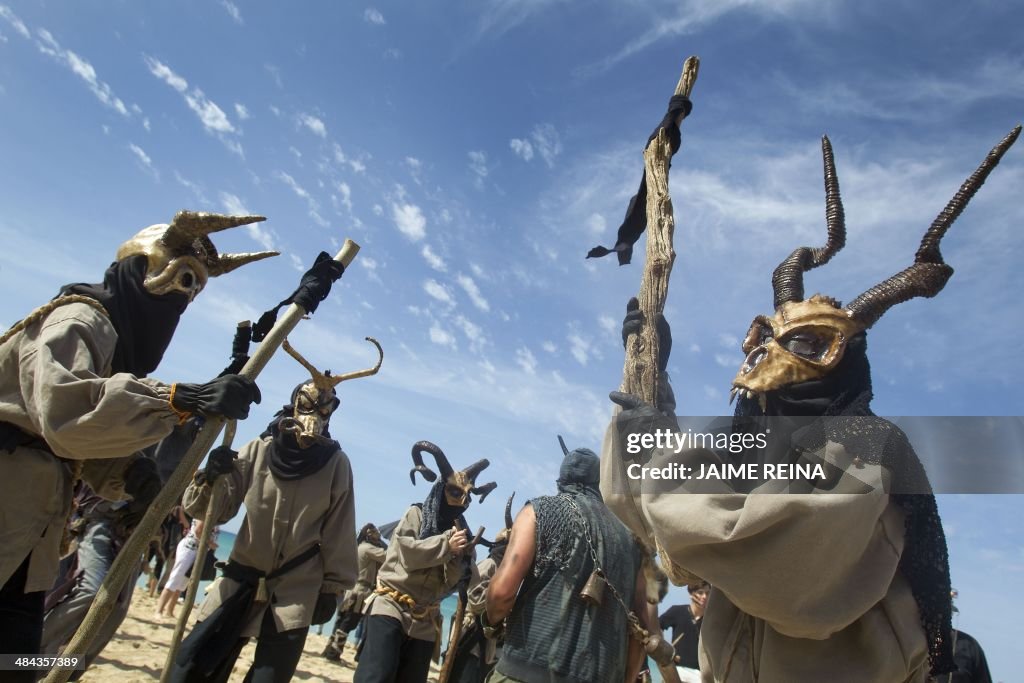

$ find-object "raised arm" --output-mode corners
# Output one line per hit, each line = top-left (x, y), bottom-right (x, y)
(485, 504), (536, 624)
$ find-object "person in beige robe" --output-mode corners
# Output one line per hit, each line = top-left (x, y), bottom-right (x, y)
(0, 211), (271, 671)
(322, 523), (387, 660)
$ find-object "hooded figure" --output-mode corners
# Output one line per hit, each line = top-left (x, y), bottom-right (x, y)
(322, 523), (388, 661)
(169, 337), (381, 683)
(355, 442), (495, 683)
(601, 126), (1021, 682)
(0, 211), (271, 668)
(485, 440), (649, 683)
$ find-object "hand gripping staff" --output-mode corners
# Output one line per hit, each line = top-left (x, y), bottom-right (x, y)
(46, 240), (362, 683)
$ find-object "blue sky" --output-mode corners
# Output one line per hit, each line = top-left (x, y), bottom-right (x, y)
(1, 1), (1021, 677)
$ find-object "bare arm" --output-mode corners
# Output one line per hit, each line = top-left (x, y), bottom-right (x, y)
(485, 504), (536, 624)
(625, 563), (648, 683)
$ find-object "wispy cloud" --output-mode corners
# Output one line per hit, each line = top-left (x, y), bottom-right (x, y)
(0, 6), (30, 39)
(234, 103), (250, 120)
(516, 346), (538, 375)
(128, 143), (158, 180)
(468, 150), (489, 188)
(33, 28), (131, 117)
(220, 0), (243, 24)
(510, 124), (562, 167)
(364, 7), (386, 25)
(475, 0), (569, 39)
(423, 279), (456, 307)
(392, 202), (427, 241)
(510, 137), (534, 161)
(220, 191), (278, 251)
(298, 112), (327, 138)
(429, 322), (457, 349)
(175, 171), (209, 205)
(456, 273), (489, 312)
(422, 244), (447, 272)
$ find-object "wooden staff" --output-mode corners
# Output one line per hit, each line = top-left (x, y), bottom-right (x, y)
(46, 241), (361, 683)
(620, 56), (700, 404)
(438, 525), (485, 683)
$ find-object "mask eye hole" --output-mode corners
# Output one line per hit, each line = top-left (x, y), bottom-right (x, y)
(779, 329), (833, 361)
(446, 485), (464, 500)
(296, 394), (315, 413)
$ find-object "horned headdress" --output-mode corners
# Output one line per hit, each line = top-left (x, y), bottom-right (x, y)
(278, 337), (383, 448)
(116, 210), (279, 302)
(732, 126), (1021, 402)
(409, 440), (497, 507)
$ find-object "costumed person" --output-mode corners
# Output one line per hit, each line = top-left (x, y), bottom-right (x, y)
(601, 127), (1021, 682)
(322, 522), (388, 661)
(936, 590), (993, 683)
(484, 441), (649, 683)
(167, 336), (382, 683)
(40, 420), (198, 674)
(0, 211), (272, 669)
(445, 493), (515, 683)
(658, 581), (709, 683)
(354, 441), (497, 683)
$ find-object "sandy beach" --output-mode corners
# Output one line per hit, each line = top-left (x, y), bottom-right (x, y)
(77, 591), (441, 682)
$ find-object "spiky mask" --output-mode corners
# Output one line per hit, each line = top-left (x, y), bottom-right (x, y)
(280, 337), (383, 448)
(409, 441), (497, 508)
(115, 210), (278, 302)
(731, 127), (1021, 408)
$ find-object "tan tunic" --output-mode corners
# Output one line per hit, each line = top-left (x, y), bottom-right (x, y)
(184, 435), (357, 636)
(339, 541), (386, 614)
(367, 505), (464, 642)
(600, 414), (930, 683)
(465, 555), (498, 663)
(0, 302), (177, 591)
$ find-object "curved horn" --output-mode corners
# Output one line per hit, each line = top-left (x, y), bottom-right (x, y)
(504, 492), (516, 529)
(409, 442), (439, 485)
(771, 135), (847, 308)
(846, 125), (1021, 328)
(475, 535), (495, 549)
(461, 458), (490, 483)
(413, 440), (454, 483)
(208, 250), (280, 277)
(282, 339), (331, 390)
(557, 435), (570, 456)
(471, 481), (498, 503)
(329, 337), (384, 387)
(163, 211), (267, 251)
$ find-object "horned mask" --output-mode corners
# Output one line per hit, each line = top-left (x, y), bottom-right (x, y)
(732, 127), (1021, 408)
(280, 337), (384, 448)
(115, 210), (279, 302)
(409, 441), (497, 508)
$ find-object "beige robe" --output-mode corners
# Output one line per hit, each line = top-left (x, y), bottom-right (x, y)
(0, 302), (177, 591)
(600, 413), (930, 683)
(465, 555), (498, 663)
(339, 541), (386, 614)
(366, 505), (464, 642)
(184, 435), (357, 636)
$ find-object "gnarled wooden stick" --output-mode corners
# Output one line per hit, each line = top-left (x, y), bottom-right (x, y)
(46, 241), (361, 683)
(621, 56), (699, 405)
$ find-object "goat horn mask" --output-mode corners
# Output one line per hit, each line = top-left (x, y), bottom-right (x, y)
(409, 440), (498, 507)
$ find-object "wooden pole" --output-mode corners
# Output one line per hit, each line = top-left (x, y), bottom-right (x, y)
(621, 56), (700, 404)
(46, 241), (361, 683)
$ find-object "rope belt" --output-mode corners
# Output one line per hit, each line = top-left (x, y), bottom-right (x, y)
(375, 584), (440, 621)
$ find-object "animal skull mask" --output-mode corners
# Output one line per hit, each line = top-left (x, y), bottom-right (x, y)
(280, 337), (384, 448)
(409, 441), (497, 508)
(115, 211), (279, 302)
(731, 127), (1021, 406)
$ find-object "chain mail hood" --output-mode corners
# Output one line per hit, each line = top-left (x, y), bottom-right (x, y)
(534, 445), (605, 574)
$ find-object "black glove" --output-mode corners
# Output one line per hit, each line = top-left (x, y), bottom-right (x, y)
(122, 457), (161, 528)
(293, 252), (345, 314)
(311, 593), (339, 625)
(620, 297), (673, 374)
(609, 391), (677, 452)
(172, 374), (261, 420)
(202, 445), (238, 483)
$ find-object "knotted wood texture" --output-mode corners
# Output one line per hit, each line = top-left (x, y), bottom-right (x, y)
(621, 56), (700, 404)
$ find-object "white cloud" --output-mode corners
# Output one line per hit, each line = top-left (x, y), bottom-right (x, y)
(598, 315), (617, 335)
(337, 182), (353, 211)
(542, 340), (557, 353)
(468, 150), (489, 187)
(144, 56), (238, 138)
(298, 112), (327, 138)
(422, 244), (447, 272)
(455, 315), (486, 352)
(392, 203), (427, 241)
(384, 47), (402, 60)
(35, 29), (130, 117)
(349, 158), (367, 174)
(456, 274), (489, 312)
(277, 171), (313, 202)
(220, 191), (277, 252)
(423, 279), (455, 307)
(586, 213), (606, 235)
(510, 138), (534, 161)
(128, 143), (158, 179)
(429, 322), (456, 349)
(714, 353), (736, 368)
(142, 117), (151, 131)
(372, 204), (383, 216)
(405, 157), (422, 170)
(568, 333), (591, 366)
(364, 7), (386, 25)
(235, 103), (250, 120)
(531, 123), (562, 167)
(221, 0), (243, 24)
(515, 347), (538, 375)
(175, 171), (208, 204)
(0, 6), (30, 39)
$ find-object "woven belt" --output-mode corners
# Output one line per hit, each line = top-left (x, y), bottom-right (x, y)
(375, 584), (440, 621)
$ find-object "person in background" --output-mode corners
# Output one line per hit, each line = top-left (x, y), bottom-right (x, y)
(658, 581), (709, 683)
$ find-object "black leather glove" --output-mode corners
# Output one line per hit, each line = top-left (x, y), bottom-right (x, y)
(172, 374), (261, 420)
(311, 593), (339, 625)
(293, 252), (345, 314)
(620, 297), (673, 374)
(609, 391), (678, 453)
(201, 445), (238, 483)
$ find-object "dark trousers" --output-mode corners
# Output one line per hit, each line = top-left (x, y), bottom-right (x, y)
(0, 555), (46, 682)
(354, 614), (435, 683)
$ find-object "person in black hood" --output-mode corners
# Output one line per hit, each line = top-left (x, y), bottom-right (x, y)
(0, 210), (274, 672)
